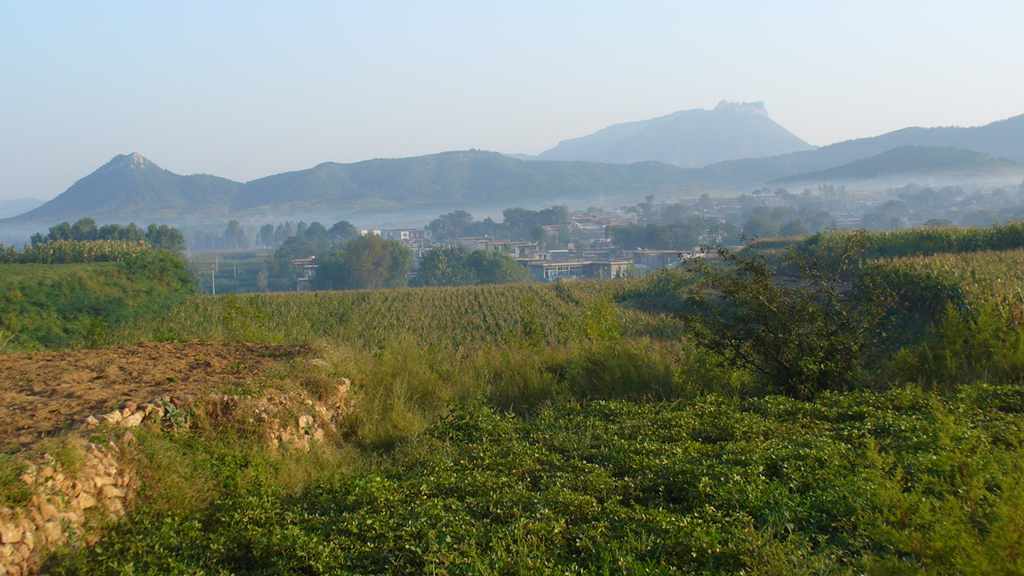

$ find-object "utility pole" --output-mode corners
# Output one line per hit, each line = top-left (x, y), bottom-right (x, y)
(211, 257), (218, 296)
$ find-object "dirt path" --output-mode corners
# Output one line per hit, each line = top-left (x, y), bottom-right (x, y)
(0, 341), (304, 450)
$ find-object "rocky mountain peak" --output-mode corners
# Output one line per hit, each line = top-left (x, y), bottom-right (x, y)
(101, 152), (160, 172)
(714, 100), (769, 117)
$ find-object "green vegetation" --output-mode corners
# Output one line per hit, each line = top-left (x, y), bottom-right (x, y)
(27, 217), (187, 252)
(798, 221), (1024, 260)
(16, 223), (1024, 572)
(55, 388), (1024, 575)
(415, 246), (529, 287)
(0, 251), (195, 351)
(0, 239), (150, 264)
(313, 235), (413, 291)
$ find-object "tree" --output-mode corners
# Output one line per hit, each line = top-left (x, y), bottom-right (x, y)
(682, 233), (890, 399)
(779, 219), (809, 237)
(415, 246), (477, 287)
(427, 211), (475, 241)
(303, 222), (328, 242)
(465, 249), (529, 284)
(70, 218), (98, 241)
(742, 214), (780, 240)
(258, 224), (276, 247)
(145, 224), (186, 252)
(327, 220), (358, 242)
(274, 222), (296, 244)
(224, 220), (250, 249)
(313, 234), (411, 291)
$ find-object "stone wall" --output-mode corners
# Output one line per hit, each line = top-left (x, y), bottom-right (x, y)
(0, 379), (352, 575)
(1, 441), (133, 576)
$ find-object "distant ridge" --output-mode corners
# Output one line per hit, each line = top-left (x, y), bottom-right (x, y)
(770, 146), (1022, 184)
(0, 151), (694, 228)
(527, 101), (815, 167)
(684, 114), (1024, 188)
(0, 198), (44, 219)
(5, 111), (1024, 233)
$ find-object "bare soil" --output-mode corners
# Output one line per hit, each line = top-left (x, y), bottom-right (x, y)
(0, 341), (306, 450)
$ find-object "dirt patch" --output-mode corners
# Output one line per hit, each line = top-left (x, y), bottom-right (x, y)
(0, 341), (306, 450)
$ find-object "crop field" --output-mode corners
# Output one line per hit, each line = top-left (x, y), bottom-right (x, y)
(868, 247), (1024, 314)
(109, 279), (679, 351)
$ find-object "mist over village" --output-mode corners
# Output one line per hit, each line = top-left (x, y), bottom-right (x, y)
(3, 2), (1024, 574)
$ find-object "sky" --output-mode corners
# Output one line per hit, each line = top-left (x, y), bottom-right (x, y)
(2, 1), (1023, 202)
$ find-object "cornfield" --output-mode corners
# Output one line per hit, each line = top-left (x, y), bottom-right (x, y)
(111, 279), (672, 351)
(0, 240), (151, 264)
(864, 248), (1024, 322)
(802, 222), (1024, 260)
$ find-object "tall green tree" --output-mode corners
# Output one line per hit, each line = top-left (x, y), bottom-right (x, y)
(313, 234), (412, 290)
(465, 249), (529, 284)
(415, 246), (477, 287)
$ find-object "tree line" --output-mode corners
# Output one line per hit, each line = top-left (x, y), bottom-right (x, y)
(28, 218), (186, 252)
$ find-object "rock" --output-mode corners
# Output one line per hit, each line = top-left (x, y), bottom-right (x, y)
(0, 543), (10, 558)
(28, 509), (43, 528)
(298, 415), (313, 430)
(101, 410), (123, 424)
(103, 498), (125, 516)
(19, 530), (33, 552)
(313, 428), (325, 442)
(0, 521), (18, 544)
(101, 485), (125, 499)
(39, 467), (54, 479)
(38, 502), (57, 522)
(123, 401), (138, 413)
(7, 563), (23, 576)
(40, 522), (61, 545)
(76, 493), (97, 510)
(83, 415), (100, 428)
(121, 411), (145, 428)
(93, 475), (114, 489)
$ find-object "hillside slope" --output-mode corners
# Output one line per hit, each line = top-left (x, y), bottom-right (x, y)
(771, 146), (1022, 184)
(685, 113), (1024, 188)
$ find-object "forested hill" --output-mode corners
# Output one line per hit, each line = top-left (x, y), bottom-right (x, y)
(770, 146), (1022, 184)
(1, 151), (693, 228)
(684, 113), (1024, 188)
(232, 151), (692, 214)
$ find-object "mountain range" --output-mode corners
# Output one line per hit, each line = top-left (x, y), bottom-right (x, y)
(0, 152), (695, 229)
(2, 106), (1023, 232)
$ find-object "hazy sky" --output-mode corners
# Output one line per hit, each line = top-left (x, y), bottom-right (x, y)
(2, 1), (1023, 202)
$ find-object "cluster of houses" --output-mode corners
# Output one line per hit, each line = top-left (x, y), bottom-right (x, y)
(301, 213), (703, 284)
